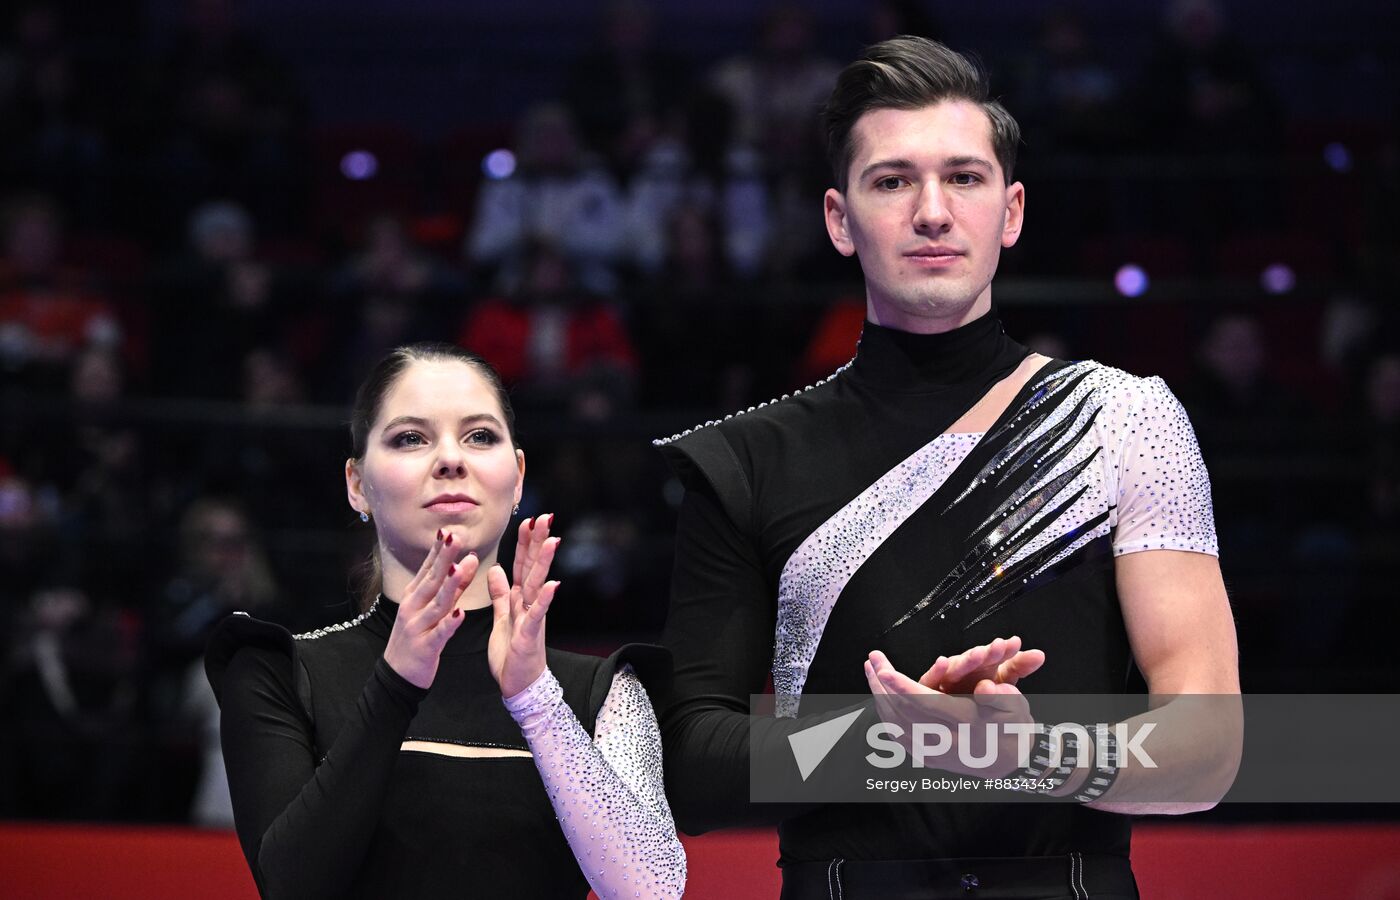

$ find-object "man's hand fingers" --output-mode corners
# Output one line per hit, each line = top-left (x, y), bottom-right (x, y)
(997, 648), (1046, 684)
(864, 659), (889, 696)
(918, 656), (949, 689)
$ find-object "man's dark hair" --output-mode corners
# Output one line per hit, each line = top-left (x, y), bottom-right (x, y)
(821, 35), (1021, 191)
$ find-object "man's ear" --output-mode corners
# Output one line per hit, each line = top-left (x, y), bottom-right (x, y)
(825, 188), (856, 257)
(1001, 181), (1025, 248)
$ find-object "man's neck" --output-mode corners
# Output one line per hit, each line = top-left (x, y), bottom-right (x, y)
(866, 292), (992, 335)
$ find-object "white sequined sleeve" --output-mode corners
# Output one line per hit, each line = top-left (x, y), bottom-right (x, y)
(1110, 375), (1219, 557)
(503, 664), (686, 899)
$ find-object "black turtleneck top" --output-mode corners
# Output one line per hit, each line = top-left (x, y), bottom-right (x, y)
(656, 312), (1203, 866)
(205, 597), (672, 899)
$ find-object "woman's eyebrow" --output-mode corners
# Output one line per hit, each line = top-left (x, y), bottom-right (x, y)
(381, 413), (503, 432)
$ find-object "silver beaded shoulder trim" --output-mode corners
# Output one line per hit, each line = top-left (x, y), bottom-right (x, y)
(293, 596), (382, 641)
(652, 359), (855, 447)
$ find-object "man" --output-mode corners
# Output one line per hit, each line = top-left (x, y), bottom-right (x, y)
(656, 36), (1239, 899)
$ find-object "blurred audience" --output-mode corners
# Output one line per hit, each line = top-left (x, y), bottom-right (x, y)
(141, 0), (306, 234)
(1141, 0), (1280, 154)
(151, 201), (293, 399)
(466, 102), (627, 295)
(0, 193), (122, 391)
(564, 0), (690, 177)
(0, 0), (1394, 825)
(457, 242), (637, 420)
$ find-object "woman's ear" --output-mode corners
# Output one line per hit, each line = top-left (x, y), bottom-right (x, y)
(346, 458), (369, 518)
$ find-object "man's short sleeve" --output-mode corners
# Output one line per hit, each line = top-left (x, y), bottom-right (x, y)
(1110, 375), (1219, 557)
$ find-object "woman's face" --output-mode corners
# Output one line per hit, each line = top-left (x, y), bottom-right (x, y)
(347, 359), (523, 571)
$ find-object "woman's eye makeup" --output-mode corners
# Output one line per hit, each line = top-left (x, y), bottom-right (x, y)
(384, 421), (503, 449)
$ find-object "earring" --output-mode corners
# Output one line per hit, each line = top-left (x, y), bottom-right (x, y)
(512, 503), (520, 516)
(360, 510), (370, 522)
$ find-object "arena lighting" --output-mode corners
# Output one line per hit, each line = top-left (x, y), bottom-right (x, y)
(483, 149), (517, 180)
(1113, 264), (1149, 298)
(340, 150), (379, 180)
(1260, 263), (1296, 295)
(1323, 142), (1353, 173)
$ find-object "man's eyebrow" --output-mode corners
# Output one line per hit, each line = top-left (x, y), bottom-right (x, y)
(944, 155), (995, 172)
(857, 158), (916, 183)
(857, 155), (996, 184)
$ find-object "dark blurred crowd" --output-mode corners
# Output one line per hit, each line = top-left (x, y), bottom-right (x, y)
(1, 0), (1397, 824)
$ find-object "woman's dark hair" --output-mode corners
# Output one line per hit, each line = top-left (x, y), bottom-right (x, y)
(350, 342), (517, 459)
(349, 342), (518, 609)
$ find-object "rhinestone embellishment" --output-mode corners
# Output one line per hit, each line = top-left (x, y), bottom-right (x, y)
(294, 596), (381, 640)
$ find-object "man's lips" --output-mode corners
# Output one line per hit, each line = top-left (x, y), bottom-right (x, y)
(904, 248), (963, 267)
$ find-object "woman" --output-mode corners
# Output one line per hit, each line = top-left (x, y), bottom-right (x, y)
(205, 342), (685, 899)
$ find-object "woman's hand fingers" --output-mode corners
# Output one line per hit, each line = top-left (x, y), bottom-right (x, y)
(487, 564), (512, 622)
(520, 536), (559, 608)
(404, 529), (446, 599)
(426, 551), (476, 616)
(406, 530), (459, 613)
(514, 514), (555, 584)
(517, 580), (558, 638)
(511, 518), (532, 585)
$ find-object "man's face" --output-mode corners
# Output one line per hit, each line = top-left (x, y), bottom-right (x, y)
(824, 101), (1025, 333)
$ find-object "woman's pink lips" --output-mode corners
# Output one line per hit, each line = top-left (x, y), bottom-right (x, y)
(426, 500), (478, 514)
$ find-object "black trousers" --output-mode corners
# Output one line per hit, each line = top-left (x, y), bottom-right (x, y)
(780, 853), (1139, 900)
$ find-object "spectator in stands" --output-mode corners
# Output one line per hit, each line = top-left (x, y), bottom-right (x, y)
(0, 193), (122, 391)
(326, 213), (468, 392)
(707, 3), (839, 161)
(49, 347), (151, 607)
(864, 0), (945, 44)
(0, 582), (142, 819)
(1182, 311), (1299, 439)
(142, 0), (306, 234)
(0, 4), (111, 224)
(147, 497), (278, 724)
(626, 90), (770, 280)
(466, 102), (626, 295)
(706, 3), (840, 277)
(564, 0), (690, 177)
(330, 213), (466, 308)
(457, 241), (638, 420)
(151, 201), (291, 399)
(1013, 8), (1126, 154)
(1140, 0), (1279, 155)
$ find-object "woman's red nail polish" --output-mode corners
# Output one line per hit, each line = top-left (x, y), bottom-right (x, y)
(451, 608), (461, 618)
(527, 517), (535, 531)
(448, 563), (456, 576)
(445, 533), (453, 546)
(436, 529), (443, 541)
